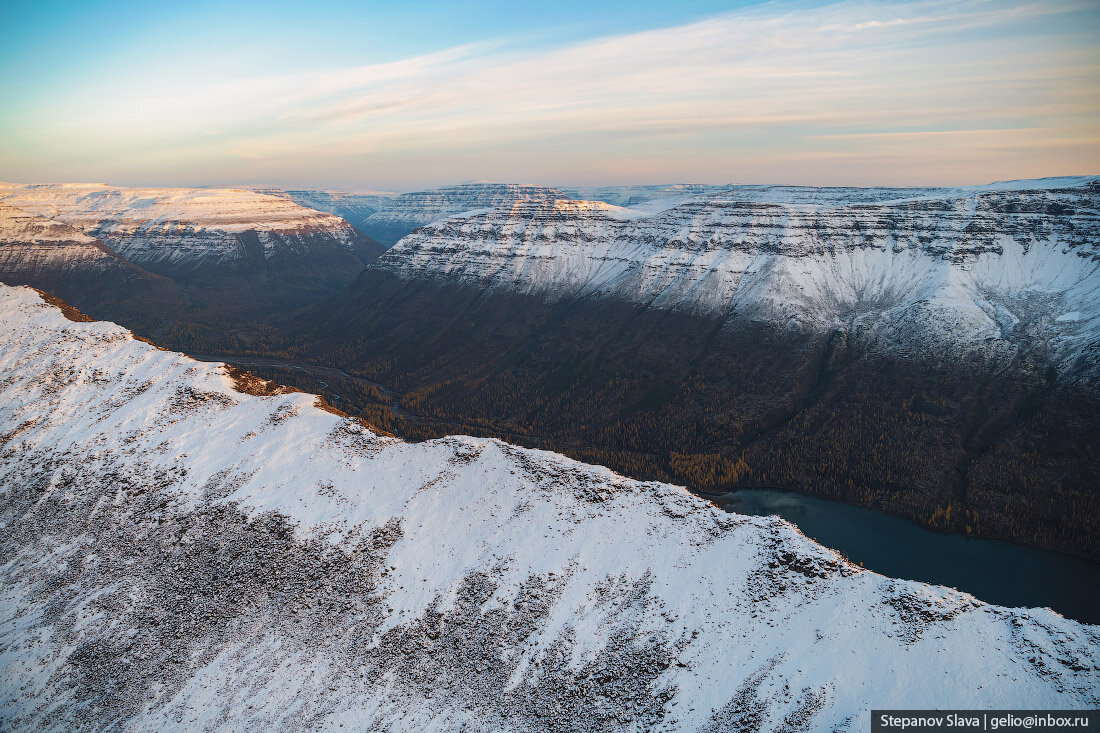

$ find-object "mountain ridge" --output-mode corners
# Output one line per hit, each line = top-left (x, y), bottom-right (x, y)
(2, 176), (1096, 560)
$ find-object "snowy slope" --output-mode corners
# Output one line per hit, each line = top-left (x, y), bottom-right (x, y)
(377, 177), (1100, 371)
(0, 183), (379, 278)
(0, 202), (161, 288)
(566, 177), (1100, 209)
(562, 184), (729, 211)
(362, 182), (567, 245)
(0, 284), (1096, 732)
(254, 188), (395, 234)
(0, 202), (98, 247)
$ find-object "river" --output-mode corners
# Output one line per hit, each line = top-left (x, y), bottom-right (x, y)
(712, 488), (1100, 626)
(191, 353), (1100, 625)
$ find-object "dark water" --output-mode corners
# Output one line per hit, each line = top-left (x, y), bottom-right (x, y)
(714, 489), (1100, 626)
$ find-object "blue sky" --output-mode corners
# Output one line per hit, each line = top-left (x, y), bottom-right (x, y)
(1, 1), (775, 70)
(1, 0), (1097, 190)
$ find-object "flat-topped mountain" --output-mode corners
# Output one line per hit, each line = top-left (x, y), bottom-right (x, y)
(0, 200), (100, 248)
(378, 177), (1100, 375)
(254, 188), (395, 235)
(0, 183), (389, 338)
(0, 183), (384, 294)
(361, 182), (567, 246)
(1, 283), (1096, 731)
(0, 202), (180, 321)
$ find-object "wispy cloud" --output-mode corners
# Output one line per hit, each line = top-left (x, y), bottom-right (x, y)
(3, 0), (1097, 187)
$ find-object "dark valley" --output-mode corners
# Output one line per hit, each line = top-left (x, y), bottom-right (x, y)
(5, 178), (1096, 561)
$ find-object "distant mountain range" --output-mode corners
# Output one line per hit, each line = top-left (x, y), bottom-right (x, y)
(253, 187), (395, 236)
(256, 182), (569, 246)
(377, 177), (1099, 376)
(362, 182), (568, 246)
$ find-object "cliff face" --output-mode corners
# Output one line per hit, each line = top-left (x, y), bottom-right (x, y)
(361, 182), (568, 246)
(0, 183), (385, 297)
(0, 201), (99, 248)
(0, 202), (178, 315)
(255, 188), (395, 236)
(0, 202), (118, 278)
(1, 283), (1097, 732)
(376, 178), (1100, 374)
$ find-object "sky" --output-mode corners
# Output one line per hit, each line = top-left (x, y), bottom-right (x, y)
(1, 0), (1097, 190)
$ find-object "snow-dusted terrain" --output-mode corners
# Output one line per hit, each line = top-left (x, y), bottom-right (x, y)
(0, 202), (160, 289)
(377, 177), (1100, 372)
(0, 202), (98, 248)
(561, 184), (729, 210)
(361, 182), (567, 245)
(254, 188), (395, 235)
(1, 283), (1097, 732)
(0, 183), (380, 279)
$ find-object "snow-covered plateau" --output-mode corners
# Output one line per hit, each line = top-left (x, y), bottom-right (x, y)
(378, 177), (1100, 373)
(0, 283), (1096, 732)
(0, 202), (98, 247)
(0, 183), (379, 277)
(361, 182), (567, 245)
(254, 188), (396, 234)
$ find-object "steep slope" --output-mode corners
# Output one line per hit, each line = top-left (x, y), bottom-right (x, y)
(0, 202), (183, 325)
(0, 284), (1096, 732)
(255, 187), (394, 236)
(361, 182), (567, 246)
(379, 177), (1100, 375)
(562, 184), (728, 209)
(0, 183), (385, 303)
(0, 201), (119, 282)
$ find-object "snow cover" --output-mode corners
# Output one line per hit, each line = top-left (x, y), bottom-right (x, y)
(0, 183), (366, 269)
(363, 182), (567, 234)
(0, 202), (129, 275)
(254, 188), (396, 231)
(0, 202), (98, 246)
(0, 283), (1096, 731)
(566, 176), (1100, 210)
(377, 177), (1100, 373)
